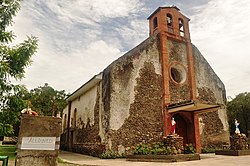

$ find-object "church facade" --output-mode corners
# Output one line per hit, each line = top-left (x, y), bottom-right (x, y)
(60, 6), (230, 155)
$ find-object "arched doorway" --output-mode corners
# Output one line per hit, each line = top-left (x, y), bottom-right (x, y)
(174, 114), (188, 145)
(173, 112), (195, 146)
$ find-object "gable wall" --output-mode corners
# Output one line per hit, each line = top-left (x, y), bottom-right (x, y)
(193, 45), (230, 148)
(102, 35), (164, 153)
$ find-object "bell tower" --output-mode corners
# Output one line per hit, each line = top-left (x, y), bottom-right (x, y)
(148, 6), (200, 152)
(148, 6), (191, 40)
(148, 6), (195, 105)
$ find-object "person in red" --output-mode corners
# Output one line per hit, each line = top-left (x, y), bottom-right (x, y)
(171, 117), (176, 134)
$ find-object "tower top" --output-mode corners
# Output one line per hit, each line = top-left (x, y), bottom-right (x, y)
(147, 6), (183, 20)
(148, 6), (191, 41)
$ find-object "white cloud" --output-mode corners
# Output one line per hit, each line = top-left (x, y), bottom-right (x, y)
(39, 0), (144, 23)
(91, 0), (144, 19)
(11, 0), (250, 98)
(16, 39), (122, 92)
(116, 19), (148, 47)
(12, 0), (145, 93)
(190, 0), (250, 97)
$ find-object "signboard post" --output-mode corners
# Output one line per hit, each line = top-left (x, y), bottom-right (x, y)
(15, 115), (62, 166)
(21, 137), (56, 150)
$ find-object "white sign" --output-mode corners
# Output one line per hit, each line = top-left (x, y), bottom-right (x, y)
(21, 137), (56, 150)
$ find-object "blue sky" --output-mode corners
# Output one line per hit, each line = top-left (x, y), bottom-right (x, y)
(12, 0), (250, 97)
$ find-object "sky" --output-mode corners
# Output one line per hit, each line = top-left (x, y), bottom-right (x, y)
(11, 0), (250, 98)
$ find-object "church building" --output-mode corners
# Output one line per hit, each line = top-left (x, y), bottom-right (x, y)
(60, 6), (230, 155)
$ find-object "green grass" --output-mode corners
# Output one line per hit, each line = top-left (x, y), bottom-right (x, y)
(57, 157), (66, 163)
(0, 145), (16, 160)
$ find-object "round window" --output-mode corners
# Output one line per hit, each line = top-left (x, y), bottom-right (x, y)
(170, 63), (187, 84)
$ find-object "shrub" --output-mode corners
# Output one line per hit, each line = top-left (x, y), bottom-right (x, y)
(184, 144), (196, 154)
(100, 150), (125, 159)
(100, 150), (118, 159)
(151, 142), (171, 155)
(201, 147), (215, 153)
(133, 143), (151, 155)
(133, 142), (172, 155)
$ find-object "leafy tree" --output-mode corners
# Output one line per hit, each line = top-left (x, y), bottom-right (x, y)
(0, 83), (68, 136)
(227, 92), (250, 136)
(2, 87), (68, 135)
(28, 83), (68, 116)
(0, 85), (29, 136)
(0, 0), (38, 136)
(0, 0), (38, 108)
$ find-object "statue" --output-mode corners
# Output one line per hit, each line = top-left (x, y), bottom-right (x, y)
(235, 119), (240, 134)
(21, 100), (38, 116)
(21, 108), (38, 116)
(171, 117), (176, 134)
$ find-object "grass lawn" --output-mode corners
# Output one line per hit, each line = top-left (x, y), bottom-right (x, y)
(0, 145), (16, 160)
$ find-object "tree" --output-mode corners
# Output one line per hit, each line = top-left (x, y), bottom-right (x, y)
(0, 0), (38, 136)
(0, 0), (38, 108)
(0, 84), (29, 136)
(28, 83), (68, 116)
(227, 92), (250, 136)
(0, 83), (68, 136)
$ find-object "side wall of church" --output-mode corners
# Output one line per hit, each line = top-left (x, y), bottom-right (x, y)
(61, 83), (105, 156)
(192, 45), (230, 148)
(102, 35), (164, 154)
(60, 106), (68, 149)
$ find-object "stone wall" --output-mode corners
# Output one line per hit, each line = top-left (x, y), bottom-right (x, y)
(192, 44), (230, 149)
(60, 83), (105, 156)
(102, 35), (163, 153)
(70, 86), (98, 129)
(73, 85), (100, 144)
(62, 105), (68, 131)
(167, 40), (191, 103)
(192, 45), (226, 105)
(72, 83), (105, 156)
(163, 135), (184, 154)
(230, 133), (249, 150)
(198, 109), (229, 148)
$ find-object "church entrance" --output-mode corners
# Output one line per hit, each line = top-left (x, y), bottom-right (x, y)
(166, 101), (220, 153)
(173, 112), (195, 146)
(174, 114), (188, 145)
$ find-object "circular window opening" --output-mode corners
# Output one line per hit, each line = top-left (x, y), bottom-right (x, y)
(170, 63), (187, 84)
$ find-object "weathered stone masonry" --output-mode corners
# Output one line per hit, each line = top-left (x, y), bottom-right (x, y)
(103, 36), (163, 152)
(168, 40), (191, 103)
(61, 6), (230, 155)
(193, 45), (229, 148)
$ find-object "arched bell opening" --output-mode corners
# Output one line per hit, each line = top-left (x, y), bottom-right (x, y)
(178, 18), (185, 37)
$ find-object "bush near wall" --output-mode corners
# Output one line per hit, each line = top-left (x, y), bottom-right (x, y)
(133, 142), (173, 155)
